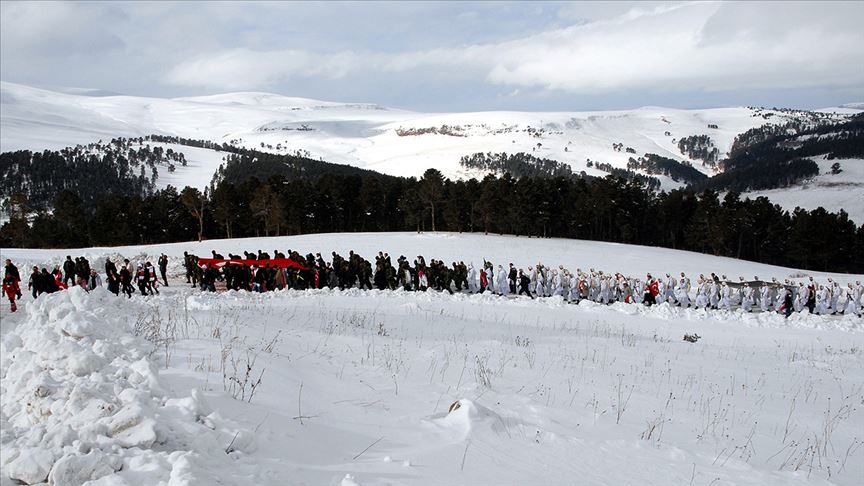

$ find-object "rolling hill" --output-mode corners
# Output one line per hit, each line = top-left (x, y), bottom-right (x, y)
(1, 81), (861, 222)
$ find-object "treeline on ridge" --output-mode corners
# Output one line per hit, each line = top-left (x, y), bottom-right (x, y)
(0, 140), (171, 212)
(459, 152), (578, 179)
(626, 154), (707, 185)
(1, 165), (861, 273)
(697, 113), (864, 192)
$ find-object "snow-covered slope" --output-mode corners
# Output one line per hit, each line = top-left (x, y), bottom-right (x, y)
(2, 82), (861, 214)
(742, 156), (864, 223)
(0, 82), (850, 181)
(1, 233), (862, 486)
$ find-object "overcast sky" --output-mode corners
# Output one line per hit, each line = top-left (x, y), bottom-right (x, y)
(1, 1), (862, 111)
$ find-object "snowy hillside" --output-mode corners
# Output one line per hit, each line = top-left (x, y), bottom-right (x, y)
(1, 233), (862, 486)
(742, 156), (864, 223)
(3, 82), (862, 224)
(1, 82), (854, 184)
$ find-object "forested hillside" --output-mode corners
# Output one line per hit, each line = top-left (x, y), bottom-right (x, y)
(693, 113), (864, 192)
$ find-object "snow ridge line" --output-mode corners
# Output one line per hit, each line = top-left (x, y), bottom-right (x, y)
(0, 287), (251, 485)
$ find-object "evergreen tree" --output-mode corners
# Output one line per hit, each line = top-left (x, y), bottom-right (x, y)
(419, 169), (445, 232)
(180, 187), (207, 242)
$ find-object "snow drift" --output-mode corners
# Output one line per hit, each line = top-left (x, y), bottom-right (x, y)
(0, 287), (251, 485)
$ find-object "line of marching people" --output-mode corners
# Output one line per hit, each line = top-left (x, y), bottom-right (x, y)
(4, 251), (862, 319)
(176, 249), (863, 319)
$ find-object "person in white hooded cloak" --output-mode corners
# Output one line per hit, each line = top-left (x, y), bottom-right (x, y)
(829, 280), (840, 313)
(534, 267), (546, 297)
(632, 278), (644, 304)
(695, 278), (710, 309)
(560, 271), (570, 300)
(467, 263), (479, 293)
(552, 270), (564, 297)
(718, 282), (732, 311)
(709, 280), (720, 309)
(759, 282), (771, 312)
(484, 265), (494, 293)
(676, 273), (691, 307)
(497, 265), (509, 296)
(834, 285), (849, 315)
(733, 277), (745, 306)
(794, 283), (807, 313)
(599, 276), (611, 304)
(815, 285), (830, 315)
(569, 275), (583, 303)
(845, 283), (861, 316)
(774, 285), (788, 314)
(741, 283), (754, 312)
(588, 271), (598, 301)
(664, 274), (677, 304)
(854, 281), (863, 310)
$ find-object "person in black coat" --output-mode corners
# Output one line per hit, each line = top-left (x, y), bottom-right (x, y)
(158, 254), (169, 286)
(4, 259), (20, 281)
(105, 258), (120, 295)
(518, 271), (534, 299)
(203, 265), (220, 292)
(76, 257), (90, 283)
(119, 266), (134, 298)
(42, 269), (59, 293)
(135, 264), (149, 295)
(183, 251), (193, 283)
(374, 264), (388, 290)
(28, 266), (41, 298)
(63, 256), (76, 286)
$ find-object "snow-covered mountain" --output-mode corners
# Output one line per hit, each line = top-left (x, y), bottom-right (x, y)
(2, 81), (861, 220)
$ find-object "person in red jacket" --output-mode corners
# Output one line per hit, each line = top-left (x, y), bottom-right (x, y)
(4, 259), (22, 300)
(2, 273), (20, 312)
(52, 266), (68, 290)
(644, 274), (659, 306)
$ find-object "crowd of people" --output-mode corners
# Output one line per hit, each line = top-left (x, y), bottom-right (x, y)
(3, 249), (862, 319)
(180, 249), (862, 318)
(1, 254), (170, 311)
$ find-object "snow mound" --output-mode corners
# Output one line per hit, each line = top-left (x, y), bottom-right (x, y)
(341, 473), (362, 486)
(0, 287), (251, 485)
(427, 399), (508, 442)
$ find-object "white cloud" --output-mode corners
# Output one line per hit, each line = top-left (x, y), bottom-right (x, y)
(162, 2), (864, 96)
(0, 1), (126, 56)
(166, 49), (362, 89)
(2, 1), (861, 109)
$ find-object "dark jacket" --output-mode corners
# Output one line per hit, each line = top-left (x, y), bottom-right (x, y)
(4, 263), (20, 282)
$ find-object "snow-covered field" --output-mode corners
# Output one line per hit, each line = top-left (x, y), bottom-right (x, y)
(1, 233), (862, 485)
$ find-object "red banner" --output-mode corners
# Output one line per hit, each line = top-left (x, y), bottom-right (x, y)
(197, 257), (309, 270)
